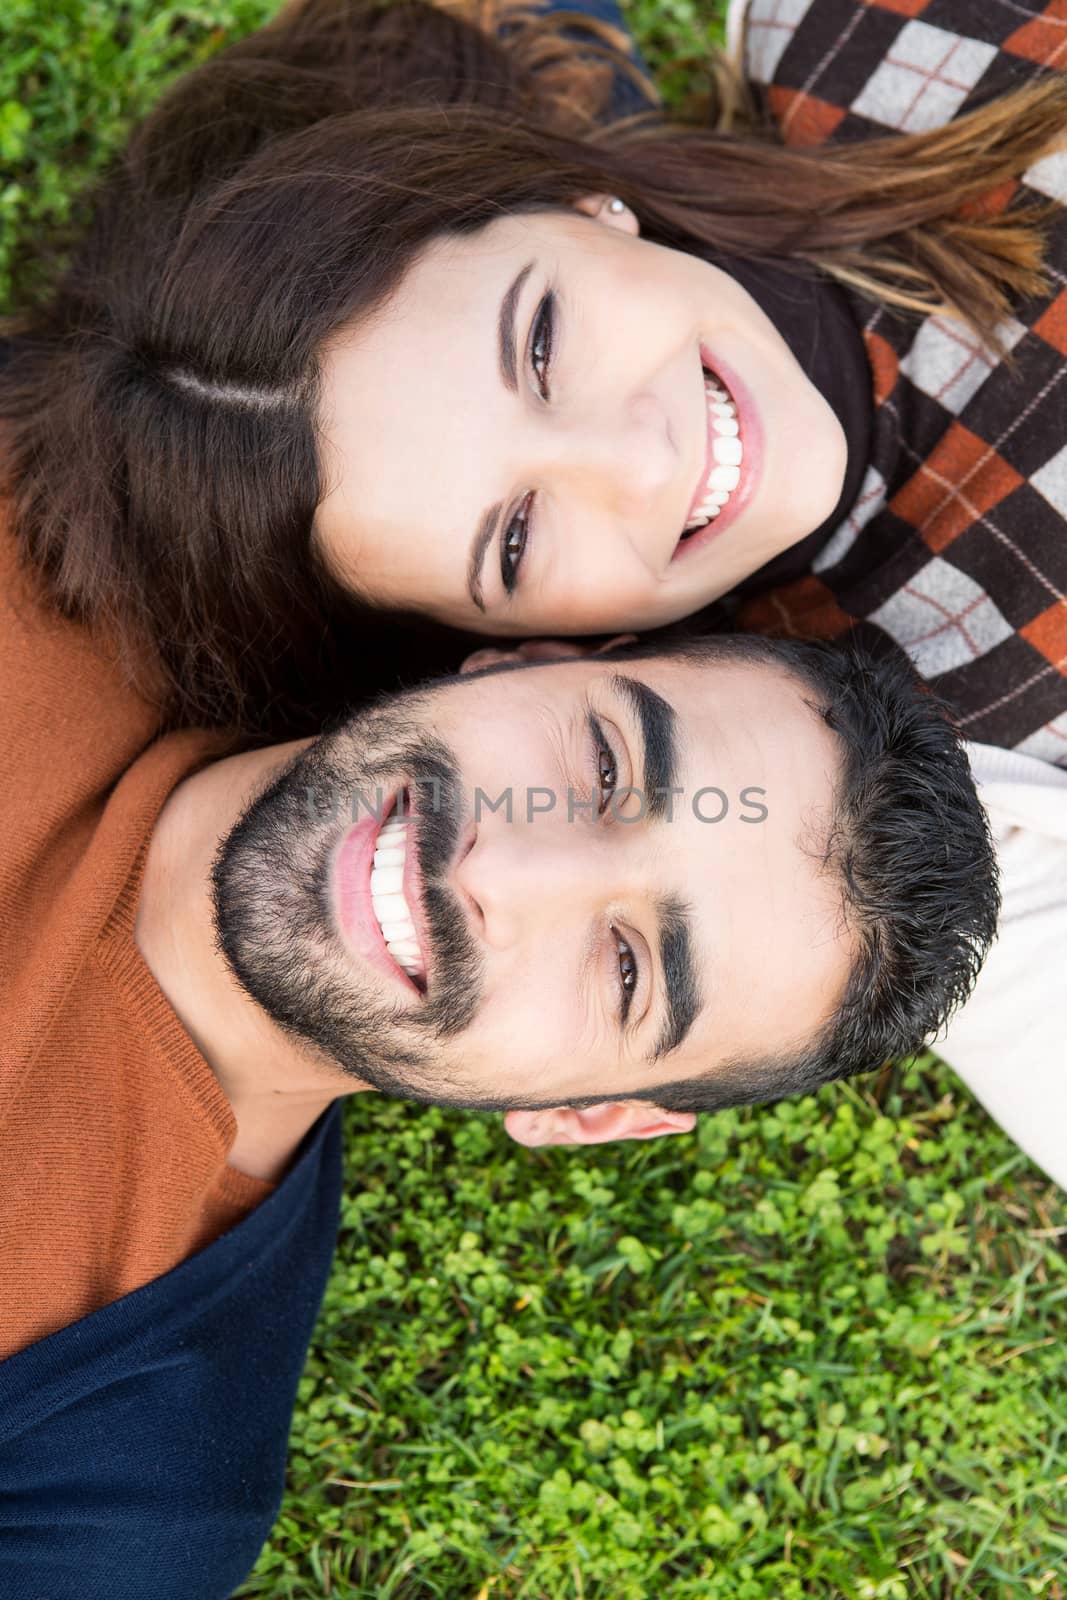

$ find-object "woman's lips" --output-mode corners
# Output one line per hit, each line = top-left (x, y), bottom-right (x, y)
(682, 370), (740, 529)
(672, 346), (763, 561)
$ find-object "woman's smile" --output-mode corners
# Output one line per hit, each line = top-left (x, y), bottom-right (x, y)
(673, 345), (764, 561)
(680, 367), (745, 540)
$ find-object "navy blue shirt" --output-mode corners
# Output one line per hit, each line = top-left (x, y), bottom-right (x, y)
(0, 1106), (343, 1599)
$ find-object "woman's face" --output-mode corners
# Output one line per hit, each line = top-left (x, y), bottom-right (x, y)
(315, 201), (848, 636)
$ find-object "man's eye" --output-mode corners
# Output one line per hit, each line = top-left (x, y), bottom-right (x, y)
(595, 737), (618, 815)
(530, 293), (555, 400)
(614, 927), (638, 1024)
(501, 492), (533, 594)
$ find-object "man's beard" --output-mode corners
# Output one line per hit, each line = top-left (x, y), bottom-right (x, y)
(210, 689), (484, 1100)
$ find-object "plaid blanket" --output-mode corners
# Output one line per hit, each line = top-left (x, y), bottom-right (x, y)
(735, 0), (1067, 766)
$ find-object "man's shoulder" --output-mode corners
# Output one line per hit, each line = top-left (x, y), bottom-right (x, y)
(0, 517), (161, 755)
(1, 522), (149, 961)
(0, 516), (231, 1125)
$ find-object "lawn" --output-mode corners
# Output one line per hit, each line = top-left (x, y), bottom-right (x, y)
(2, 3), (1065, 1596)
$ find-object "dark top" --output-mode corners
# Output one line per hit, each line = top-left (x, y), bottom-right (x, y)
(0, 1104), (343, 1600)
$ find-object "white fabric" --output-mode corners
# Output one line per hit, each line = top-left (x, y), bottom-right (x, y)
(936, 743), (1067, 1191)
(724, 0), (750, 67)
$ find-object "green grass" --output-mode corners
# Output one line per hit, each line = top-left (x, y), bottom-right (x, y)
(3, 3), (1066, 1596)
(238, 1062), (1066, 1600)
(0, 0), (722, 308)
(0, 0), (281, 308)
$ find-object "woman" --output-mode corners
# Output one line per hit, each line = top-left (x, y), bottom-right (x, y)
(2, 0), (1065, 741)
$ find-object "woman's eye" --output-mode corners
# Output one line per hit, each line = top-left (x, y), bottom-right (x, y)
(530, 293), (555, 400)
(501, 493), (533, 594)
(614, 928), (638, 1024)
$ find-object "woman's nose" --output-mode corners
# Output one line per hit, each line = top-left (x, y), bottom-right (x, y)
(546, 393), (677, 516)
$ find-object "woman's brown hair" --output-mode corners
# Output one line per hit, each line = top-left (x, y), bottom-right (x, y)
(3, 0), (1065, 734)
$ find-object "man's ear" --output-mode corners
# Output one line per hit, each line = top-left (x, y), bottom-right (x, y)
(460, 634), (638, 675)
(571, 194), (640, 237)
(504, 1101), (696, 1148)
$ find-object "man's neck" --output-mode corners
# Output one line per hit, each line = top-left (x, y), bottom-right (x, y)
(135, 741), (369, 1181)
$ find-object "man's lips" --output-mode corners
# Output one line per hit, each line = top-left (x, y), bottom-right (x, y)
(401, 799), (432, 981)
(673, 346), (763, 560)
(333, 788), (429, 994)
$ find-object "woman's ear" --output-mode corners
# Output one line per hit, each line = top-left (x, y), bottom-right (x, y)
(571, 194), (640, 237)
(460, 634), (637, 675)
(504, 1102), (696, 1148)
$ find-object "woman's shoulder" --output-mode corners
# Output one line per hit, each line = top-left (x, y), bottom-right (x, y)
(735, 0), (1064, 145)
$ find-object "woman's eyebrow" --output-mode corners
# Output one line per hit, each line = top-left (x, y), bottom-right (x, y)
(498, 260), (534, 391)
(467, 260), (537, 611)
(467, 504), (501, 613)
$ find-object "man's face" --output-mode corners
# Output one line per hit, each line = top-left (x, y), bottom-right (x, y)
(213, 653), (854, 1112)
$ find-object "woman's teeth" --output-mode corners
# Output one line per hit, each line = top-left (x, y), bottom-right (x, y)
(683, 373), (743, 536)
(370, 813), (425, 981)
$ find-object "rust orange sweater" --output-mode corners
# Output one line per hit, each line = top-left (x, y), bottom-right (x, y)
(0, 530), (272, 1359)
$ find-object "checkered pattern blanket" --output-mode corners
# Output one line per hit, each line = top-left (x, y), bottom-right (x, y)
(735, 0), (1067, 766)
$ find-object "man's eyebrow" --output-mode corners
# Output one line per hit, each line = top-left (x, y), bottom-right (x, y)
(609, 674), (678, 820)
(499, 260), (534, 392)
(650, 894), (702, 1062)
(605, 678), (701, 1057)
(467, 261), (536, 613)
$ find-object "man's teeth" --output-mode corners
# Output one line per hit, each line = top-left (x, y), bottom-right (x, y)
(371, 813), (425, 980)
(684, 374), (744, 534)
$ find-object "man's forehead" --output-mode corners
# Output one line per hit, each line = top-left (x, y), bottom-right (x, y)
(445, 648), (823, 764)
(619, 653), (838, 770)
(524, 650), (815, 730)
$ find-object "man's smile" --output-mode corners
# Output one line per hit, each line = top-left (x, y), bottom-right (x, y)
(334, 787), (432, 994)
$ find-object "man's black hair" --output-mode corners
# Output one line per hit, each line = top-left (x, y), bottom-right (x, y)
(572, 629), (1000, 1113)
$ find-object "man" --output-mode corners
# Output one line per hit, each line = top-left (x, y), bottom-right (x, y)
(0, 526), (995, 1596)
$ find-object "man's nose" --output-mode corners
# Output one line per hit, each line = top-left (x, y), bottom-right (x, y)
(453, 813), (628, 951)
